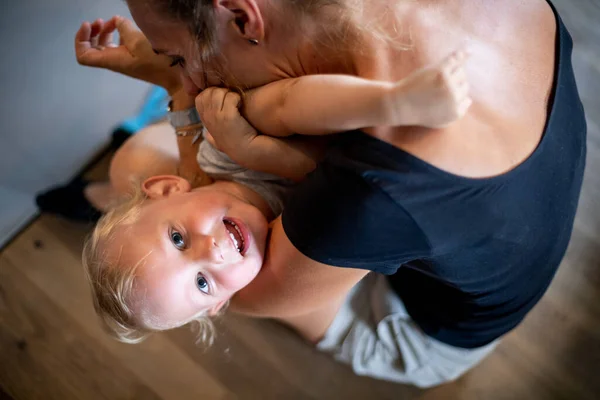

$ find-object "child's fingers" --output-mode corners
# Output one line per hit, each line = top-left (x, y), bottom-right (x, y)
(451, 72), (469, 97)
(457, 81), (470, 101)
(442, 48), (469, 75)
(452, 64), (468, 81)
(458, 97), (473, 116)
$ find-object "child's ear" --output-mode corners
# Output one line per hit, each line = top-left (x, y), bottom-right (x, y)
(141, 175), (192, 199)
(208, 299), (229, 316)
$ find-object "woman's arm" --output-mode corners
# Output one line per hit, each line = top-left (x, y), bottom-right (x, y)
(171, 90), (214, 187)
(75, 17), (212, 186)
(230, 217), (368, 318)
(242, 49), (471, 137)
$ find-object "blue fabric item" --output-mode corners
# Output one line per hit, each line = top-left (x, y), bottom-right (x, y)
(118, 86), (169, 133)
(281, 2), (586, 349)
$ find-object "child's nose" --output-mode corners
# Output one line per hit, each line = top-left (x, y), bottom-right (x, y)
(192, 234), (224, 263)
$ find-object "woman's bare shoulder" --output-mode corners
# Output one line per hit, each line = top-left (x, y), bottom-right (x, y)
(370, 0), (558, 179)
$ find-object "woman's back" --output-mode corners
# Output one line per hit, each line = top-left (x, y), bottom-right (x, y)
(360, 0), (559, 179)
(281, 0), (586, 348)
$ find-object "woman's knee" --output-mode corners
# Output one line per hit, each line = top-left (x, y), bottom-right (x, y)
(109, 122), (180, 195)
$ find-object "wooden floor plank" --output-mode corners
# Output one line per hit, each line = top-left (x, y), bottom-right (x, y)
(0, 219), (231, 400)
(0, 258), (161, 400)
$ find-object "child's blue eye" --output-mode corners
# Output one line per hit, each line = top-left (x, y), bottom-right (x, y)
(170, 230), (186, 249)
(196, 274), (209, 294)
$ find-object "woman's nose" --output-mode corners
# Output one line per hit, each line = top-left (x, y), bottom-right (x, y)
(191, 234), (224, 263)
(180, 70), (201, 96)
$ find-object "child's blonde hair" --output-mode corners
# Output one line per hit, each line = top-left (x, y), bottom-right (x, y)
(82, 183), (216, 344)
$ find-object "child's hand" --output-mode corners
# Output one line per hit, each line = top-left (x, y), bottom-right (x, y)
(195, 88), (259, 159)
(393, 49), (472, 128)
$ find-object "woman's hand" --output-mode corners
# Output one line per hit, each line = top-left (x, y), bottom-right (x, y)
(196, 87), (324, 181)
(75, 16), (181, 94)
(195, 88), (259, 156)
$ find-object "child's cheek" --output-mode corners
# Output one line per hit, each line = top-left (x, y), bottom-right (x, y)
(216, 262), (259, 292)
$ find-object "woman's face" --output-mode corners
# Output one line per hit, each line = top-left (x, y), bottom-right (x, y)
(127, 0), (282, 93)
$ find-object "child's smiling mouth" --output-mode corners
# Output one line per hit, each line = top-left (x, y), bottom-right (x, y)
(223, 219), (246, 254)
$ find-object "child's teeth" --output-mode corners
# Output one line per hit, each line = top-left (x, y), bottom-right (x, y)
(229, 232), (240, 250)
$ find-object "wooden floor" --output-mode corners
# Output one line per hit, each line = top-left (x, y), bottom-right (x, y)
(2, 1), (600, 399)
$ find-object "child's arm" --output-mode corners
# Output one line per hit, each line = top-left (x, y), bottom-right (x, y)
(242, 49), (470, 137)
(196, 90), (327, 181)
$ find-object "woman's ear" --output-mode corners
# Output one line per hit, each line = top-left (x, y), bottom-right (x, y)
(215, 0), (265, 42)
(208, 299), (229, 316)
(141, 175), (192, 199)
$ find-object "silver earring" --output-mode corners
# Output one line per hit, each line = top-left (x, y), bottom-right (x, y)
(248, 39), (259, 46)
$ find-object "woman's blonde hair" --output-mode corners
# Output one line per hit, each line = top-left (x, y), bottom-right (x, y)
(145, 0), (409, 64)
(82, 183), (216, 345)
(146, 0), (347, 56)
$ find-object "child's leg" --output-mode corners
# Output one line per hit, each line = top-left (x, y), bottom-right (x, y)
(108, 121), (178, 196)
(36, 122), (179, 220)
(36, 87), (171, 221)
(86, 121), (179, 210)
(111, 86), (170, 149)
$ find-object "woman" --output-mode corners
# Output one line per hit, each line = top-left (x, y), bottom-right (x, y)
(76, 0), (585, 388)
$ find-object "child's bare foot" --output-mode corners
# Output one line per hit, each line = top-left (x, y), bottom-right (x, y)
(84, 181), (117, 212)
(393, 49), (472, 128)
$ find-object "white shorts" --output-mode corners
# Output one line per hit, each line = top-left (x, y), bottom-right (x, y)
(317, 273), (499, 388)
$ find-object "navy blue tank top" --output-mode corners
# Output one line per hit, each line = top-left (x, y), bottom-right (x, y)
(281, 2), (586, 348)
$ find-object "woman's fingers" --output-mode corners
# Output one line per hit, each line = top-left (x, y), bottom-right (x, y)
(75, 18), (111, 64)
(89, 19), (104, 48)
(195, 89), (212, 117)
(98, 16), (118, 48)
(75, 22), (93, 57)
(114, 16), (139, 46)
(90, 19), (103, 37)
(204, 130), (220, 149)
(223, 91), (242, 112)
(197, 88), (240, 115)
(75, 21), (105, 66)
(200, 87), (228, 112)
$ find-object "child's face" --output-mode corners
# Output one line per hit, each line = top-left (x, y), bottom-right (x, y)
(110, 178), (269, 329)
